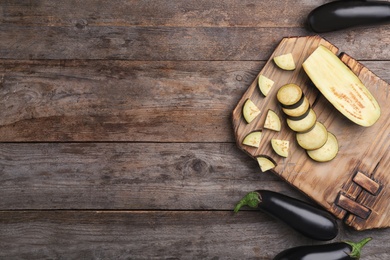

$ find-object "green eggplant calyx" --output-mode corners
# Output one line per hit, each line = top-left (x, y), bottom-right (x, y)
(234, 191), (261, 213)
(345, 237), (372, 259)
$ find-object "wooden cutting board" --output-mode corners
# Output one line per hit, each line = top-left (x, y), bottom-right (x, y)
(232, 35), (389, 231)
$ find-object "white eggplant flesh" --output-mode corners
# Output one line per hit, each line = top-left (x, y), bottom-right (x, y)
(303, 45), (380, 127)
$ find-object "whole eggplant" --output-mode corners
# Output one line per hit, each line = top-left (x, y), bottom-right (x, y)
(273, 237), (372, 260)
(234, 190), (338, 241)
(307, 0), (390, 32)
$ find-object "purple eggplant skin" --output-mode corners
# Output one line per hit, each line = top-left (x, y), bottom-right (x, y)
(234, 190), (339, 241)
(273, 237), (372, 260)
(307, 0), (390, 33)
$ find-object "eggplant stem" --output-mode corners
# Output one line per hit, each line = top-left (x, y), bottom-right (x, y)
(345, 237), (372, 259)
(234, 191), (261, 213)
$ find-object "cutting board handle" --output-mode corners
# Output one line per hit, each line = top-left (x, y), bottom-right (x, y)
(335, 171), (382, 220)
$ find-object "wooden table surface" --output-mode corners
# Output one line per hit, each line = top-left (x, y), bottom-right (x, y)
(0, 1), (389, 259)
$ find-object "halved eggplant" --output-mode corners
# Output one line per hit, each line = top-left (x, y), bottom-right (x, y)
(242, 98), (261, 124)
(271, 139), (289, 157)
(296, 122), (328, 150)
(274, 53), (296, 71)
(258, 75), (275, 97)
(307, 132), (339, 162)
(277, 83), (303, 107)
(242, 131), (263, 148)
(256, 156), (277, 172)
(303, 45), (381, 127)
(287, 108), (317, 133)
(264, 109), (281, 132)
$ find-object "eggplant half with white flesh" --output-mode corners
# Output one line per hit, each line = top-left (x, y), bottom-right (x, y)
(303, 45), (381, 127)
(307, 0), (390, 33)
(234, 190), (339, 241)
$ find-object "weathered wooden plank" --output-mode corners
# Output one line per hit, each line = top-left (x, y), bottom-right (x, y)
(0, 26), (390, 60)
(0, 0), (324, 27)
(1, 210), (389, 260)
(0, 142), (298, 210)
(0, 60), (259, 142)
(0, 60), (388, 142)
(0, 1), (388, 258)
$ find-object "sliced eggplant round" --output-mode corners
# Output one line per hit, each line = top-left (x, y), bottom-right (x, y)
(307, 132), (339, 162)
(287, 108), (317, 133)
(277, 84), (303, 107)
(281, 94), (306, 110)
(296, 122), (328, 150)
(282, 96), (310, 118)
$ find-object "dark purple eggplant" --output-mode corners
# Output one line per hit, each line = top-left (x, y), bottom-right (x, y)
(273, 237), (372, 260)
(307, 0), (390, 33)
(234, 190), (338, 241)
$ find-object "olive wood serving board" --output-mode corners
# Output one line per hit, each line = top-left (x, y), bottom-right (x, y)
(232, 36), (389, 231)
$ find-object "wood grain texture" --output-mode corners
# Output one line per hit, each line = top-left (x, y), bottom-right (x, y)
(1, 0), (388, 61)
(0, 60), (257, 142)
(1, 210), (389, 260)
(338, 53), (390, 230)
(0, 0), (389, 258)
(0, 142), (299, 210)
(0, 25), (389, 60)
(0, 60), (388, 142)
(0, 0), (319, 27)
(232, 36), (389, 230)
